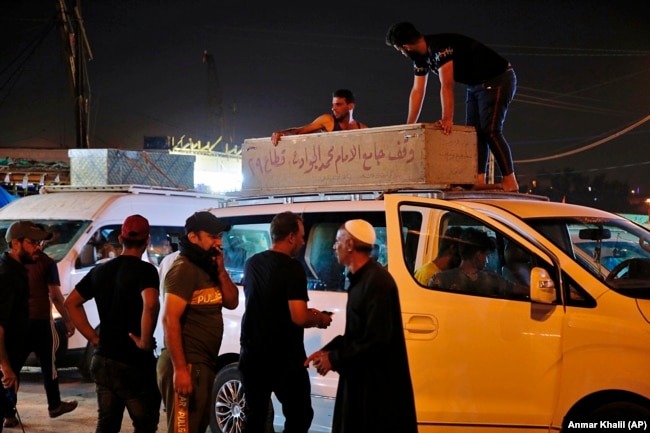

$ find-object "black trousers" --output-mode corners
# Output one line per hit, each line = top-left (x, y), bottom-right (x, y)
(239, 356), (313, 433)
(9, 319), (63, 414)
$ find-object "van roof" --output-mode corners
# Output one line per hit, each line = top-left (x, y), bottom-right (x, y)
(0, 185), (228, 221)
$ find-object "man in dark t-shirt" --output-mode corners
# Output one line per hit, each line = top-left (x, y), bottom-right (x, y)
(386, 22), (519, 192)
(157, 211), (240, 433)
(0, 221), (52, 430)
(65, 214), (161, 433)
(240, 211), (332, 433)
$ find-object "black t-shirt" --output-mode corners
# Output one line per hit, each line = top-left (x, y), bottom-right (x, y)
(75, 255), (159, 366)
(0, 253), (29, 368)
(410, 33), (509, 85)
(240, 250), (309, 364)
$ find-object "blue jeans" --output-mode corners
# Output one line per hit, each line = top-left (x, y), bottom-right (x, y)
(466, 68), (517, 177)
(90, 354), (161, 433)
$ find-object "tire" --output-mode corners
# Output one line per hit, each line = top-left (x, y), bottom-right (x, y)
(209, 362), (274, 433)
(586, 401), (650, 419)
(78, 326), (99, 382)
(77, 343), (94, 381)
(564, 399), (650, 429)
(210, 363), (247, 433)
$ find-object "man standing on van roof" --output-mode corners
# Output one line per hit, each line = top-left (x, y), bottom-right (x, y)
(305, 219), (417, 433)
(385, 22), (519, 192)
(271, 89), (368, 146)
(157, 211), (239, 433)
(0, 221), (52, 431)
(65, 214), (161, 433)
(239, 211), (332, 433)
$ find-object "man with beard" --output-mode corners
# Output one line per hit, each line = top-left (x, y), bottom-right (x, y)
(240, 211), (332, 433)
(305, 219), (417, 433)
(157, 211), (239, 433)
(4, 244), (78, 428)
(271, 89), (367, 146)
(0, 221), (52, 431)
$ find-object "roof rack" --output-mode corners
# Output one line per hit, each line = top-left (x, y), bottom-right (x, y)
(219, 187), (548, 207)
(39, 184), (230, 200)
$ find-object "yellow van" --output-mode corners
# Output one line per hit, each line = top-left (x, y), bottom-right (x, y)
(206, 189), (650, 432)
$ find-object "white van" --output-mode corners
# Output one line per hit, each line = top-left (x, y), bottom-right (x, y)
(205, 189), (650, 432)
(0, 184), (225, 374)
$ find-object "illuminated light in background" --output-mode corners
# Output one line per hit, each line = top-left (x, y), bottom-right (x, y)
(194, 168), (242, 193)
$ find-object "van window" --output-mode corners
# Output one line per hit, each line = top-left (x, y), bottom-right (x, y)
(219, 211), (392, 292)
(400, 204), (556, 302)
(76, 225), (185, 268)
(527, 217), (650, 297)
(0, 219), (90, 262)
(222, 224), (271, 284)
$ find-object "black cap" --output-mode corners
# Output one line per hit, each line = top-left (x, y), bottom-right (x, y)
(5, 221), (53, 243)
(185, 211), (231, 236)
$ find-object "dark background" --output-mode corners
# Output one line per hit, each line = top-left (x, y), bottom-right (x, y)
(1, 0), (649, 197)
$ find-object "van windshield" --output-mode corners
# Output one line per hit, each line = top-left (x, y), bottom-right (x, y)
(526, 217), (650, 297)
(0, 219), (91, 262)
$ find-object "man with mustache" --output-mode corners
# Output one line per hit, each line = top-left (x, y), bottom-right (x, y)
(157, 211), (239, 433)
(0, 221), (52, 431)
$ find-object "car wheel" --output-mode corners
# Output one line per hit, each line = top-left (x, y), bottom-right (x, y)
(209, 362), (274, 433)
(210, 363), (246, 433)
(586, 400), (650, 419)
(78, 326), (99, 382)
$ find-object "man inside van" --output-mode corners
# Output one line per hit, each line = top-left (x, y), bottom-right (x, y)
(157, 211), (239, 433)
(239, 211), (332, 433)
(0, 221), (52, 430)
(270, 89), (368, 146)
(65, 214), (161, 433)
(428, 227), (527, 298)
(414, 226), (463, 285)
(305, 219), (417, 433)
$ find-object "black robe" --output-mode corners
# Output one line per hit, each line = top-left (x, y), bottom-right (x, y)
(323, 259), (417, 433)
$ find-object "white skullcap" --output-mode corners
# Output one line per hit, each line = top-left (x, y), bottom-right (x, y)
(344, 219), (376, 245)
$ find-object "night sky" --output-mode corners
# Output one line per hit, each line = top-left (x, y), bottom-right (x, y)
(1, 0), (649, 192)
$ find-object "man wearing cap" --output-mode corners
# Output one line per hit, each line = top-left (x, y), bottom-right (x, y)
(305, 219), (417, 433)
(0, 221), (52, 430)
(65, 214), (161, 433)
(157, 211), (239, 433)
(3, 238), (78, 428)
(240, 211), (332, 433)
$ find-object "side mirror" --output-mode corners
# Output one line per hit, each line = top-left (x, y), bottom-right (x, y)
(530, 267), (556, 304)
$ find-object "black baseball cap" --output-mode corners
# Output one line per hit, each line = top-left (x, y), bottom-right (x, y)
(185, 211), (231, 236)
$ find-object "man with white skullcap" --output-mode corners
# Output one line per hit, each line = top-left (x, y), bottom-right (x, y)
(305, 219), (417, 433)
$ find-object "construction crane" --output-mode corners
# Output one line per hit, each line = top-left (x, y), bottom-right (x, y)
(202, 49), (237, 152)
